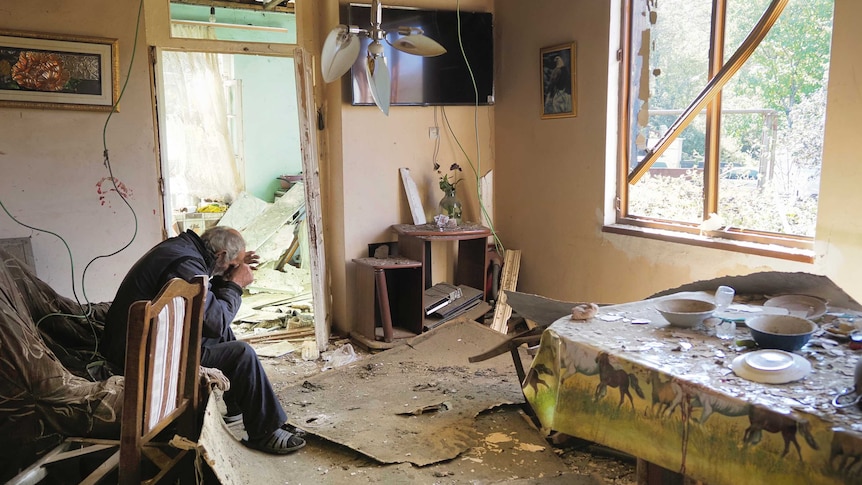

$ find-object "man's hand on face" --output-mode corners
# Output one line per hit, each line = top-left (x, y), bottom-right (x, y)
(243, 250), (260, 269)
(224, 263), (254, 288)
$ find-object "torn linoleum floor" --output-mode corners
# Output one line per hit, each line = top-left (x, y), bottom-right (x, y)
(199, 395), (572, 484)
(281, 318), (531, 466)
(198, 319), (573, 484)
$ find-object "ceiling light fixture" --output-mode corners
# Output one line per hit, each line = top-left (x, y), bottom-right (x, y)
(320, 0), (447, 116)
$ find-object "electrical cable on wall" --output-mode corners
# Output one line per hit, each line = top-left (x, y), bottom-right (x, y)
(432, 106), (442, 171)
(442, 0), (504, 255)
(440, 106), (502, 257)
(0, 200), (89, 315)
(81, 0), (145, 306)
(0, 0), (145, 357)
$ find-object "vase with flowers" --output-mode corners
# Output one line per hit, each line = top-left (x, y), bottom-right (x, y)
(436, 162), (463, 225)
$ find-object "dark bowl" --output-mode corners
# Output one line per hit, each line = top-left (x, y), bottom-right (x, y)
(745, 314), (817, 351)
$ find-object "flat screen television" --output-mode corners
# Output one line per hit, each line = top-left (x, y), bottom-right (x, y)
(343, 4), (494, 107)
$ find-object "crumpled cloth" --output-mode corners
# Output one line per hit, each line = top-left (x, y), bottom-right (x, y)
(200, 366), (230, 392)
(0, 249), (123, 480)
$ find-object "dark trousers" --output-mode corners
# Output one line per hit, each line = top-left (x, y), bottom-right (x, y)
(201, 340), (286, 440)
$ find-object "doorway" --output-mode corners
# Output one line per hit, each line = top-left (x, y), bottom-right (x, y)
(159, 49), (301, 220)
(155, 46), (317, 339)
(150, 0), (330, 349)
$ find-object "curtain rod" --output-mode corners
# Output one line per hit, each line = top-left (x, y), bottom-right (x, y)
(171, 19), (289, 34)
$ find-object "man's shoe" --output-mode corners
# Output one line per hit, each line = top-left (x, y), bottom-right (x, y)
(242, 427), (306, 454)
(282, 423), (307, 438)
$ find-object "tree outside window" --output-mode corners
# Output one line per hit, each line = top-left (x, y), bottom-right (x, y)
(615, 0), (833, 255)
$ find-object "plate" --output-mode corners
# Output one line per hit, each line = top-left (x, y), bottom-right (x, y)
(743, 349), (795, 371)
(823, 326), (852, 341)
(763, 295), (827, 319)
(731, 352), (811, 384)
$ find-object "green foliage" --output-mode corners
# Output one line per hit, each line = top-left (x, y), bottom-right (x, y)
(436, 162), (462, 195)
(628, 0), (831, 237)
(630, 172), (704, 224)
(734, 0), (833, 116)
(630, 172), (817, 236)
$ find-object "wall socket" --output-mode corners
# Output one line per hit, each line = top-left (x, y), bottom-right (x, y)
(428, 127), (439, 139)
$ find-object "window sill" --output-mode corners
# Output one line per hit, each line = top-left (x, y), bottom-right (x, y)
(602, 224), (815, 263)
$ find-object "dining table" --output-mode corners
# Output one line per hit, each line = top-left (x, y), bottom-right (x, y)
(522, 289), (862, 485)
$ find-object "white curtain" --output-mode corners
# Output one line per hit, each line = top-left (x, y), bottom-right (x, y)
(163, 24), (241, 206)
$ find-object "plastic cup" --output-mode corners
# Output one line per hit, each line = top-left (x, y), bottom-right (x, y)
(715, 286), (735, 312)
(715, 319), (736, 339)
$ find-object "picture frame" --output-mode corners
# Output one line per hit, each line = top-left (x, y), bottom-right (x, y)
(0, 29), (119, 112)
(540, 42), (577, 119)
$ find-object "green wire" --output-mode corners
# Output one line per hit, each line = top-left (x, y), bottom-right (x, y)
(451, 0), (505, 255)
(0, 0), (145, 360)
(440, 107), (505, 255)
(0, 200), (88, 315)
(81, 0), (144, 306)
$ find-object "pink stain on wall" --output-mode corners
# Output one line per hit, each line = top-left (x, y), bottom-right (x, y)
(96, 177), (133, 208)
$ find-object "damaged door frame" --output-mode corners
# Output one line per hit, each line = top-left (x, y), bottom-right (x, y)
(294, 47), (331, 350)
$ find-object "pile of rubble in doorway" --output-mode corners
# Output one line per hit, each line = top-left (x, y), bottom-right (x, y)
(215, 185), (319, 357)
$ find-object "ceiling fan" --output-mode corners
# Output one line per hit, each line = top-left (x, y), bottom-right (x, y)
(320, 0), (447, 115)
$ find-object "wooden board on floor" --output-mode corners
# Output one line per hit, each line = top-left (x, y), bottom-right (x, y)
(198, 390), (570, 484)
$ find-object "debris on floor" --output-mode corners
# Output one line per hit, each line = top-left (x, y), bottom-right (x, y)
(198, 318), (637, 484)
(199, 318), (577, 484)
(280, 318), (525, 466)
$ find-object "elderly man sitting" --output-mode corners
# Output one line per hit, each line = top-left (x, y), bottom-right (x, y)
(100, 226), (305, 455)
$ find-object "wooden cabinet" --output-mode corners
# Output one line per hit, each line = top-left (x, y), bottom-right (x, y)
(351, 257), (423, 349)
(351, 224), (492, 350)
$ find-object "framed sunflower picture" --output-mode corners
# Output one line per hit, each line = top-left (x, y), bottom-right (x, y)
(540, 42), (577, 119)
(0, 29), (119, 111)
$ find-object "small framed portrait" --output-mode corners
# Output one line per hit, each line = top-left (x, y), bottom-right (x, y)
(540, 42), (577, 119)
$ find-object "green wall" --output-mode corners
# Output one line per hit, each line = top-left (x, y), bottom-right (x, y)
(236, 55), (301, 202)
(170, 3), (302, 202)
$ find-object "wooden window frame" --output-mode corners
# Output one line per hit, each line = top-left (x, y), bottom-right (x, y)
(611, 0), (816, 261)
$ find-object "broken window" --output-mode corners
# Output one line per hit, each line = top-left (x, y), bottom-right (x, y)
(615, 0), (833, 254)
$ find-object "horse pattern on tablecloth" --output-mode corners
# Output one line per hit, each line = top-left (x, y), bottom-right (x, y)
(523, 323), (862, 485)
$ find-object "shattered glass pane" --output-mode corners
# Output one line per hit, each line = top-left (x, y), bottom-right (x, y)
(626, 0), (711, 222)
(623, 0), (833, 237)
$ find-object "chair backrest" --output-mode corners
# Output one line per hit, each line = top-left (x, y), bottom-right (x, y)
(119, 276), (207, 484)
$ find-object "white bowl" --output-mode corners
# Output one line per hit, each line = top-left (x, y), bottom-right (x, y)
(655, 298), (716, 328)
(763, 294), (828, 319)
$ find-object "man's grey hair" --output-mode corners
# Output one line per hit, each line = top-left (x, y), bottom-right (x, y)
(201, 226), (245, 262)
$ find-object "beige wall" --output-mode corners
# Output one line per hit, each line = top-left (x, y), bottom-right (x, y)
(814, 0), (862, 302)
(0, 1), (162, 302)
(5, 0), (856, 336)
(323, 0), (494, 335)
(493, 0), (862, 304)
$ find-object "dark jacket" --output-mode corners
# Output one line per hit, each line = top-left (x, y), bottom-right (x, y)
(100, 230), (242, 368)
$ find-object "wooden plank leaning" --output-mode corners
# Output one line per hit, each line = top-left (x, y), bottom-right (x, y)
(490, 249), (522, 334)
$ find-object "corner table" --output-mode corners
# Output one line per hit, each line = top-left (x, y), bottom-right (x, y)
(390, 223), (491, 299)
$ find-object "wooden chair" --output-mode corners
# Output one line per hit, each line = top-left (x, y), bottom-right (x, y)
(9, 276), (207, 485)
